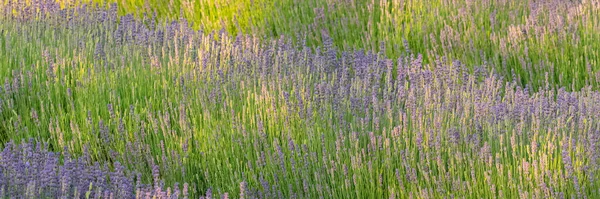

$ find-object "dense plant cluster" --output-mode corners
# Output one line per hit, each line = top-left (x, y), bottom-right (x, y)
(63, 0), (600, 90)
(0, 140), (189, 198)
(0, 0), (599, 198)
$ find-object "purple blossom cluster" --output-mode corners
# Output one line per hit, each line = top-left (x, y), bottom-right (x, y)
(0, 139), (188, 199)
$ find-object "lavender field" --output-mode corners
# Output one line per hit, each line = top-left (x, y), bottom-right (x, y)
(0, 0), (599, 198)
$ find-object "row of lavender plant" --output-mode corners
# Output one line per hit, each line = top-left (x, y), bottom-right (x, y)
(55, 0), (600, 91)
(0, 1), (599, 198)
(0, 139), (189, 198)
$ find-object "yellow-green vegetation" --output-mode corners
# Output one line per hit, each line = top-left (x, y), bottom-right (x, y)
(45, 0), (600, 90)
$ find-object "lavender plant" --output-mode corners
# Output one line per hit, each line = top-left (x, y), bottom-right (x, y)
(50, 0), (600, 90)
(0, 1), (598, 198)
(0, 139), (189, 199)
